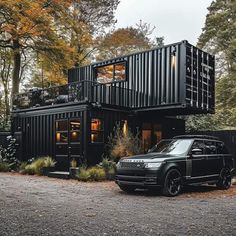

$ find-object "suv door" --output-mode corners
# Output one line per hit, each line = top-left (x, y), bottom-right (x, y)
(190, 140), (208, 178)
(204, 140), (221, 176)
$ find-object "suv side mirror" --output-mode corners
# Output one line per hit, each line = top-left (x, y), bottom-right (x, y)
(191, 148), (203, 155)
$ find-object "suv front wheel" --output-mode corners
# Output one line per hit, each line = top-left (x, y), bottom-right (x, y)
(216, 167), (231, 190)
(162, 169), (182, 196)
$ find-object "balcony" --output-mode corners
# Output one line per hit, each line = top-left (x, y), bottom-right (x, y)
(13, 80), (145, 111)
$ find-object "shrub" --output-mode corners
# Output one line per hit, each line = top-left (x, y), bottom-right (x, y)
(22, 164), (35, 175)
(106, 168), (116, 180)
(77, 166), (106, 181)
(0, 162), (10, 172)
(98, 157), (116, 180)
(107, 125), (143, 162)
(77, 167), (90, 182)
(88, 167), (106, 181)
(43, 156), (56, 168)
(21, 156), (56, 175)
(0, 136), (20, 170)
(19, 162), (28, 173)
(98, 158), (116, 172)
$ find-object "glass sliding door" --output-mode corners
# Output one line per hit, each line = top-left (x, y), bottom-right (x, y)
(142, 123), (162, 153)
(142, 123), (152, 153)
(55, 118), (81, 171)
(69, 119), (81, 163)
(55, 119), (69, 170)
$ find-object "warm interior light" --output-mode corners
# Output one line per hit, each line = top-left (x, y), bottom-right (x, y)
(91, 133), (95, 143)
(171, 55), (176, 68)
(154, 131), (162, 143)
(56, 132), (61, 142)
(91, 119), (101, 130)
(72, 131), (77, 137)
(122, 120), (128, 136)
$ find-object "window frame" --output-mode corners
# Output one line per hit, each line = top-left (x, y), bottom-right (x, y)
(94, 61), (127, 84)
(190, 140), (205, 156)
(204, 140), (217, 155)
(55, 119), (69, 144)
(90, 118), (104, 144)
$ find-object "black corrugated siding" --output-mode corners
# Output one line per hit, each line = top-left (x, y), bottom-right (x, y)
(68, 41), (214, 113)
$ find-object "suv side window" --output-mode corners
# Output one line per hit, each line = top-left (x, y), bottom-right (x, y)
(205, 141), (216, 154)
(191, 140), (205, 155)
(216, 142), (229, 154)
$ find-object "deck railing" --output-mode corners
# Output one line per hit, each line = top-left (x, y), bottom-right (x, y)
(12, 80), (148, 110)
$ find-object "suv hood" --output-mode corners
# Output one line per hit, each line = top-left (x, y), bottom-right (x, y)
(121, 153), (180, 162)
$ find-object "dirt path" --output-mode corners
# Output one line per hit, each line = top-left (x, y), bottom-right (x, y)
(0, 173), (236, 236)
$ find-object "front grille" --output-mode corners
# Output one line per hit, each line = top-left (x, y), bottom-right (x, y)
(120, 162), (144, 168)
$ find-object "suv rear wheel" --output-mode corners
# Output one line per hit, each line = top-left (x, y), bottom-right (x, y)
(162, 169), (182, 196)
(216, 167), (231, 190)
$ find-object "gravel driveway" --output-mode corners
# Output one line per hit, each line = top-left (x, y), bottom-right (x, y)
(0, 173), (236, 236)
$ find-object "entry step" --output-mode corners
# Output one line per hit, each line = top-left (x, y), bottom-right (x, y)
(48, 171), (70, 179)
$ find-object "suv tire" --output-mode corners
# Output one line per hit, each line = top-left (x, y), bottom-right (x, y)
(216, 167), (231, 190)
(162, 169), (182, 197)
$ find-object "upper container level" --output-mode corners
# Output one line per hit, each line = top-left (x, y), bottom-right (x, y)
(13, 40), (215, 115)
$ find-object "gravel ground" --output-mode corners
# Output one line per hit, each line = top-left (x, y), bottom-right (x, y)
(0, 173), (236, 236)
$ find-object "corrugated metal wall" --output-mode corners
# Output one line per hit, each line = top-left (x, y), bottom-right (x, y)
(68, 42), (183, 108)
(68, 41), (215, 113)
(12, 110), (84, 160)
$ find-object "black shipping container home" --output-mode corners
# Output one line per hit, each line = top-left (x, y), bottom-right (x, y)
(11, 40), (215, 171)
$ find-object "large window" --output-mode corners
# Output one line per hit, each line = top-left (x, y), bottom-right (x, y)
(56, 120), (68, 143)
(91, 118), (104, 143)
(95, 62), (127, 84)
(70, 119), (81, 143)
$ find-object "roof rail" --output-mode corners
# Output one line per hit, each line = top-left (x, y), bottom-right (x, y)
(173, 135), (220, 140)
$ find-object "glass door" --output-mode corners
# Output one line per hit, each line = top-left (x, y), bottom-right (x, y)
(55, 120), (69, 170)
(55, 118), (81, 171)
(142, 123), (162, 153)
(69, 119), (81, 164)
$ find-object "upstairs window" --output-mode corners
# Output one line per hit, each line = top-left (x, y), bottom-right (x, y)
(95, 61), (127, 84)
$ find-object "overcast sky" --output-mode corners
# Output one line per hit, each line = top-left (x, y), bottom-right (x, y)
(115, 0), (212, 46)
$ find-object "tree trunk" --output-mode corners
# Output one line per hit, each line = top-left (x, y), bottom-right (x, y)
(3, 85), (10, 121)
(11, 39), (21, 103)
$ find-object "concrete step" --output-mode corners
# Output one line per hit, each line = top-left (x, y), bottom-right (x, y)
(48, 171), (70, 179)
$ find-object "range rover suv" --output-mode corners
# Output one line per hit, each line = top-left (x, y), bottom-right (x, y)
(115, 135), (234, 196)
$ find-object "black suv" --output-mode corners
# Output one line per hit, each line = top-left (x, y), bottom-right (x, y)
(115, 135), (234, 196)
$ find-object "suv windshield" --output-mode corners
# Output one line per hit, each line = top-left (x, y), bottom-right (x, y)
(149, 139), (193, 155)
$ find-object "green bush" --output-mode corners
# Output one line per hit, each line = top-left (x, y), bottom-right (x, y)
(77, 168), (91, 182)
(22, 164), (35, 175)
(106, 168), (116, 180)
(0, 162), (10, 172)
(21, 156), (56, 175)
(0, 136), (19, 170)
(42, 156), (56, 168)
(98, 158), (116, 180)
(77, 166), (106, 182)
(88, 167), (106, 181)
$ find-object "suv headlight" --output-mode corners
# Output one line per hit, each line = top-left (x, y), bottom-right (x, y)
(116, 161), (121, 168)
(144, 162), (162, 169)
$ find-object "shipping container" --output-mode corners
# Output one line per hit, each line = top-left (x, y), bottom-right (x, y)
(68, 40), (215, 114)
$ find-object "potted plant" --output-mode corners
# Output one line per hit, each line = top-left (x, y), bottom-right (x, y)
(69, 158), (79, 179)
